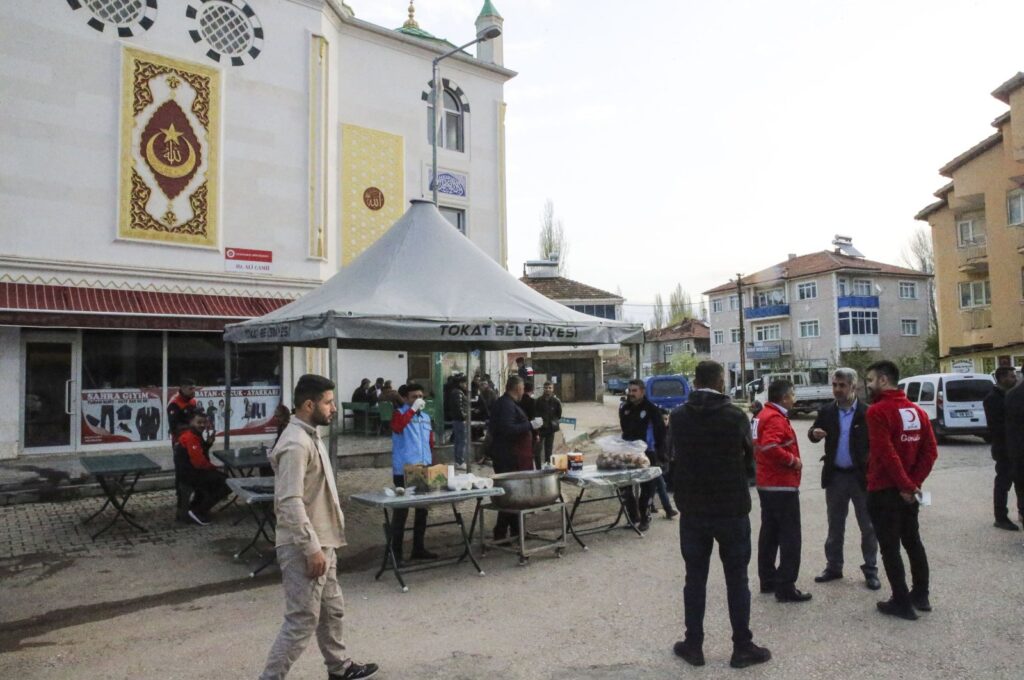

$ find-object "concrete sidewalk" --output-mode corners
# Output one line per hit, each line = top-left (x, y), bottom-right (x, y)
(0, 396), (621, 507)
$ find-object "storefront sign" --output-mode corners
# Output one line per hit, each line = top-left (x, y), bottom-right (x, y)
(951, 359), (974, 374)
(225, 247), (273, 274)
(81, 388), (164, 445)
(195, 386), (281, 436)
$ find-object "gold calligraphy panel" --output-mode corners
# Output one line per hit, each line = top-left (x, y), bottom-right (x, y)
(118, 47), (220, 247)
(340, 124), (404, 265)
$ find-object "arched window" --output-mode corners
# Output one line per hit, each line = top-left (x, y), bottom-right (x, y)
(427, 87), (464, 152)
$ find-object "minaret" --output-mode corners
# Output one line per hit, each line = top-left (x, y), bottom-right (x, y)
(475, 1), (503, 66)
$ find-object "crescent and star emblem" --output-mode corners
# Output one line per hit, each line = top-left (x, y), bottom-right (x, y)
(145, 123), (197, 179)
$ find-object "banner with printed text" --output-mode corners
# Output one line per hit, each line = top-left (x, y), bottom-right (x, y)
(81, 388), (164, 445)
(119, 47), (220, 247)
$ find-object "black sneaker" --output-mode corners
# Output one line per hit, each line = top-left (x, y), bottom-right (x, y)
(187, 510), (210, 526)
(665, 508), (679, 520)
(673, 640), (705, 667)
(864, 575), (882, 591)
(730, 642), (771, 668)
(637, 519), (651, 532)
(330, 661), (379, 679)
(876, 598), (918, 621)
(910, 592), (932, 612)
(993, 518), (1020, 531)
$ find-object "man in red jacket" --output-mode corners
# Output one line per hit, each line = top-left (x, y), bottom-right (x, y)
(174, 410), (230, 526)
(752, 380), (811, 603)
(864, 360), (938, 621)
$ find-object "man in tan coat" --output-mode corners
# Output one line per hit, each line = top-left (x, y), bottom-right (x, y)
(259, 374), (378, 680)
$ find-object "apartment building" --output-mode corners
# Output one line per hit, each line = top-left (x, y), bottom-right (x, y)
(643, 319), (711, 376)
(705, 240), (932, 389)
(915, 73), (1024, 373)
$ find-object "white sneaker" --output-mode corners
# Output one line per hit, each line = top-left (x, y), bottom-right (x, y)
(188, 510), (210, 526)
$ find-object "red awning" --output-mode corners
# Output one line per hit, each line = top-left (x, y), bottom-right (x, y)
(0, 282), (292, 331)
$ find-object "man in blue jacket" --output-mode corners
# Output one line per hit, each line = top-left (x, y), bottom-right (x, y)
(390, 383), (438, 564)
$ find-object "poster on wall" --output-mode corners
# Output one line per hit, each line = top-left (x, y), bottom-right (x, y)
(194, 386), (282, 437)
(118, 47), (220, 247)
(81, 388), (164, 445)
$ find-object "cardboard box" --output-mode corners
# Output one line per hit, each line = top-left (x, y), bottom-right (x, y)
(403, 464), (448, 492)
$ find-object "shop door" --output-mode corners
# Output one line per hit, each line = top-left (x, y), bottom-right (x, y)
(23, 333), (81, 453)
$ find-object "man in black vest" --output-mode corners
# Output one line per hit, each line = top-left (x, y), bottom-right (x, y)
(984, 366), (1022, 530)
(807, 367), (879, 589)
(671, 360), (770, 669)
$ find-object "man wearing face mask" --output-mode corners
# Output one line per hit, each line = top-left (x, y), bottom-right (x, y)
(389, 382), (438, 564)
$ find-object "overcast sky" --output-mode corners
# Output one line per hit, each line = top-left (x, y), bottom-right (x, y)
(356, 0), (1022, 323)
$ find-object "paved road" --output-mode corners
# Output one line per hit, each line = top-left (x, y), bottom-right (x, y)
(1, 432), (1021, 679)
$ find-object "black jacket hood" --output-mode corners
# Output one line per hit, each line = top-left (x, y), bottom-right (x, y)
(684, 389), (733, 413)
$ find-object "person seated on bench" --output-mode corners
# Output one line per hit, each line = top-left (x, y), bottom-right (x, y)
(174, 410), (230, 526)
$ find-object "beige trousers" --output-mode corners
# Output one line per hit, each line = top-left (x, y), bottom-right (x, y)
(259, 544), (348, 680)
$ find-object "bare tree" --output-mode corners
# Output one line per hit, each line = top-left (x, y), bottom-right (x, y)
(668, 283), (694, 323)
(900, 227), (937, 333)
(538, 199), (568, 274)
(651, 293), (665, 330)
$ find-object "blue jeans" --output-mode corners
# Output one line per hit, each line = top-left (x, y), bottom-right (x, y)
(451, 422), (468, 465)
(679, 514), (753, 645)
(654, 474), (674, 513)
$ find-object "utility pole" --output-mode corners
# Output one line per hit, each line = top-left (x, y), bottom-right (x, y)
(736, 273), (747, 403)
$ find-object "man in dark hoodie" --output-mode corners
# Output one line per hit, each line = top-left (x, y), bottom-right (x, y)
(670, 361), (771, 670)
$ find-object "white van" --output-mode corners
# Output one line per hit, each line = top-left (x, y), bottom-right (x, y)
(897, 373), (995, 440)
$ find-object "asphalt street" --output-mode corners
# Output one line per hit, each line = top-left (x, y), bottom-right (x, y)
(1, 431), (1021, 679)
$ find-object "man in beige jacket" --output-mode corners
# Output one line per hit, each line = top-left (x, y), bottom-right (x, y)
(259, 374), (378, 680)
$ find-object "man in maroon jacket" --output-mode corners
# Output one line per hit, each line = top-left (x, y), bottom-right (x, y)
(864, 360), (938, 621)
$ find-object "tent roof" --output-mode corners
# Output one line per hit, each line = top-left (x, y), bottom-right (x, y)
(224, 200), (644, 350)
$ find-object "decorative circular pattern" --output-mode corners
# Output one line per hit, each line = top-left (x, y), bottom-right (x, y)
(186, 0), (264, 67)
(66, 0), (157, 37)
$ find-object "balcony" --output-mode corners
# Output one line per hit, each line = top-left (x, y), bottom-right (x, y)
(957, 238), (988, 273)
(836, 295), (879, 309)
(960, 307), (992, 332)
(745, 339), (792, 359)
(744, 304), (789, 319)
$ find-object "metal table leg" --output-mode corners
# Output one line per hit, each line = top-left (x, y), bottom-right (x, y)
(451, 501), (485, 575)
(374, 508), (408, 592)
(88, 472), (147, 540)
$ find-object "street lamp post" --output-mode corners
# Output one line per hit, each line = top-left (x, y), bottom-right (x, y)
(431, 25), (501, 206)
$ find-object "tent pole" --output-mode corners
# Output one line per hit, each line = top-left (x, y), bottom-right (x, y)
(224, 342), (232, 451)
(633, 343), (641, 379)
(328, 337), (339, 473)
(465, 350), (472, 473)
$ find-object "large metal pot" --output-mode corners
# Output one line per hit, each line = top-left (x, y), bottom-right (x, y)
(490, 469), (561, 509)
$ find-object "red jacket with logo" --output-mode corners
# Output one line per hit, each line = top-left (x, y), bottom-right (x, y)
(753, 403), (802, 488)
(866, 389), (938, 493)
(176, 428), (216, 471)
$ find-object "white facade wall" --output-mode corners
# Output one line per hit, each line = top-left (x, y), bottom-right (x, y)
(0, 0), (512, 458)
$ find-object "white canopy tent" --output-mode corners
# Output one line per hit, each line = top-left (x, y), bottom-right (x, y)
(223, 200), (644, 467)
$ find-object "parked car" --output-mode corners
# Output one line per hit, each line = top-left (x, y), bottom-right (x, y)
(749, 371), (832, 416)
(605, 377), (630, 394)
(645, 374), (692, 412)
(897, 372), (995, 440)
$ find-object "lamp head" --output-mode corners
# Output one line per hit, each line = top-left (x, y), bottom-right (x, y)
(476, 25), (502, 41)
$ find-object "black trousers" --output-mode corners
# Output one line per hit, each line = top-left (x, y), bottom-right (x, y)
(756, 489), (802, 590)
(993, 456), (1024, 521)
(622, 481), (655, 523)
(391, 475), (428, 554)
(541, 433), (555, 464)
(680, 514), (753, 645)
(492, 455), (520, 539)
(183, 469), (230, 515)
(868, 488), (929, 606)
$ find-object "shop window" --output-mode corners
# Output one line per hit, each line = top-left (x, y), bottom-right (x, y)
(82, 330), (162, 389)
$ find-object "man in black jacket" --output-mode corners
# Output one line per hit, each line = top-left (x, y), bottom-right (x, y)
(1006, 373), (1024, 525)
(671, 360), (770, 669)
(488, 375), (542, 539)
(807, 368), (879, 589)
(983, 366), (1022, 530)
(619, 378), (667, 532)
